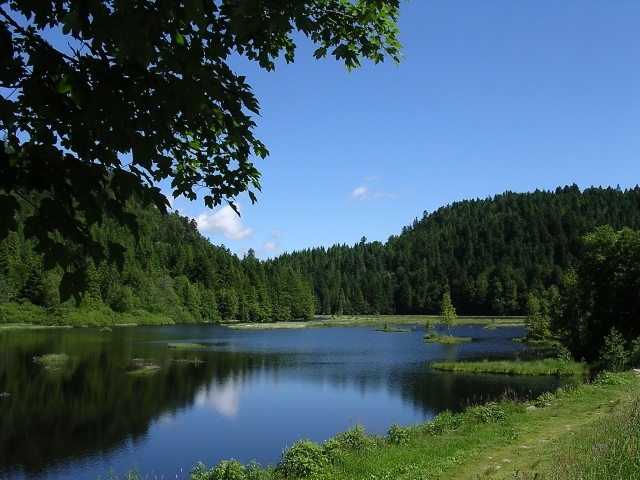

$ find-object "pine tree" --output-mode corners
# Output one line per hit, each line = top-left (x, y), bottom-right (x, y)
(440, 292), (457, 336)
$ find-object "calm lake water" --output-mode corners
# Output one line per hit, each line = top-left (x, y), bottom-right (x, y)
(0, 323), (563, 479)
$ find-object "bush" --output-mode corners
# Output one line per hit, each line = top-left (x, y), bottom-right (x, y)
(471, 402), (506, 423)
(593, 371), (630, 386)
(277, 439), (327, 478)
(430, 410), (460, 435)
(599, 328), (629, 372)
(387, 423), (412, 444)
(190, 460), (247, 480)
(533, 391), (555, 408)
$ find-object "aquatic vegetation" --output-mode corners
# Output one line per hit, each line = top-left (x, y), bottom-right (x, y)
(34, 353), (69, 365)
(431, 358), (589, 376)
(168, 342), (206, 349)
(424, 336), (472, 344)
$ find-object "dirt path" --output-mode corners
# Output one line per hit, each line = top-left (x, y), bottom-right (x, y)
(440, 374), (640, 479)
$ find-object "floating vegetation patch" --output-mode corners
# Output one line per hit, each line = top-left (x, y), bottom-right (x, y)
(431, 358), (589, 376)
(33, 353), (69, 365)
(171, 358), (205, 364)
(168, 343), (206, 349)
(424, 336), (472, 344)
(127, 365), (161, 376)
(127, 358), (161, 375)
(374, 327), (412, 333)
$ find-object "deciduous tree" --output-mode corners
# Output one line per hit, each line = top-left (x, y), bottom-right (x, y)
(0, 0), (403, 302)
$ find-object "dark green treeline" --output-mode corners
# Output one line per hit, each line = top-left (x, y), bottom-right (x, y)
(272, 185), (640, 316)
(0, 204), (314, 324)
(2, 185), (640, 323)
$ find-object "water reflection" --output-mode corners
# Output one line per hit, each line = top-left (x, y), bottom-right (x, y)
(0, 324), (564, 479)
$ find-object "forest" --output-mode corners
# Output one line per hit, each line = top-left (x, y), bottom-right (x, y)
(275, 184), (640, 317)
(2, 184), (640, 327)
(0, 201), (315, 325)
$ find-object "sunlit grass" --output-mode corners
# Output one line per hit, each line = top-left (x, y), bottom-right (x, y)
(167, 342), (206, 349)
(424, 336), (472, 344)
(431, 358), (589, 376)
(549, 397), (640, 479)
(36, 353), (70, 365)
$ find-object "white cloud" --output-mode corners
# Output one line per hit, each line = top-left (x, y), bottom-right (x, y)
(373, 190), (401, 199)
(350, 176), (409, 202)
(270, 229), (282, 240)
(263, 241), (278, 252)
(195, 204), (255, 240)
(351, 186), (368, 199)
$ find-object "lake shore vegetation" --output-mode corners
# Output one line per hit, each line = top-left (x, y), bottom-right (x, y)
(424, 335), (472, 344)
(167, 343), (206, 349)
(430, 358), (589, 376)
(3, 187), (640, 330)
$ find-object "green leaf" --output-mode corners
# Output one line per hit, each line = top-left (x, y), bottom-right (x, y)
(57, 75), (72, 94)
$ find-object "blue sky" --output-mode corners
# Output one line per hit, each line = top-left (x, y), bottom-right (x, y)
(171, 1), (640, 258)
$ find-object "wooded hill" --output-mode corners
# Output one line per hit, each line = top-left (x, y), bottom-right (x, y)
(1, 184), (639, 324)
(0, 203), (315, 325)
(271, 185), (640, 317)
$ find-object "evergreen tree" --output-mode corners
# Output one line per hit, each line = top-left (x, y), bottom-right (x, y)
(439, 292), (457, 336)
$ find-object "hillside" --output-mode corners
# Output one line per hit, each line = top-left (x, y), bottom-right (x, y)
(272, 185), (640, 316)
(0, 202), (314, 325)
(2, 184), (640, 324)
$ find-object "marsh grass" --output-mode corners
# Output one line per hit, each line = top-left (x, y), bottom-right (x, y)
(373, 326), (412, 333)
(35, 353), (69, 365)
(126, 365), (161, 376)
(167, 342), (206, 349)
(226, 315), (525, 330)
(430, 358), (589, 376)
(424, 336), (472, 344)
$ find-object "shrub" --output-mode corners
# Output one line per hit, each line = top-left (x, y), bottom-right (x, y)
(471, 402), (506, 423)
(599, 327), (629, 372)
(277, 439), (327, 478)
(593, 371), (630, 386)
(430, 410), (460, 435)
(387, 423), (412, 444)
(335, 425), (370, 451)
(533, 391), (555, 408)
(190, 460), (247, 480)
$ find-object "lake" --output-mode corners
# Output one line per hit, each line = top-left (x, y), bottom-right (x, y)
(0, 323), (563, 479)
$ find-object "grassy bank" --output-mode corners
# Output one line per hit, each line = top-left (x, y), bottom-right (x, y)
(424, 335), (473, 344)
(0, 302), (175, 328)
(227, 315), (525, 330)
(0, 304), (525, 329)
(431, 358), (589, 376)
(173, 372), (639, 480)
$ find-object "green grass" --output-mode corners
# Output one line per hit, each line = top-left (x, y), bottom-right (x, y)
(225, 315), (526, 330)
(424, 336), (473, 344)
(430, 358), (589, 376)
(183, 372), (640, 480)
(126, 365), (161, 376)
(547, 395), (640, 479)
(167, 342), (206, 349)
(35, 353), (70, 365)
(374, 327), (413, 333)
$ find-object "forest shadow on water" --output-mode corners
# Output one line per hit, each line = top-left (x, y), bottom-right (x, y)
(0, 324), (566, 479)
